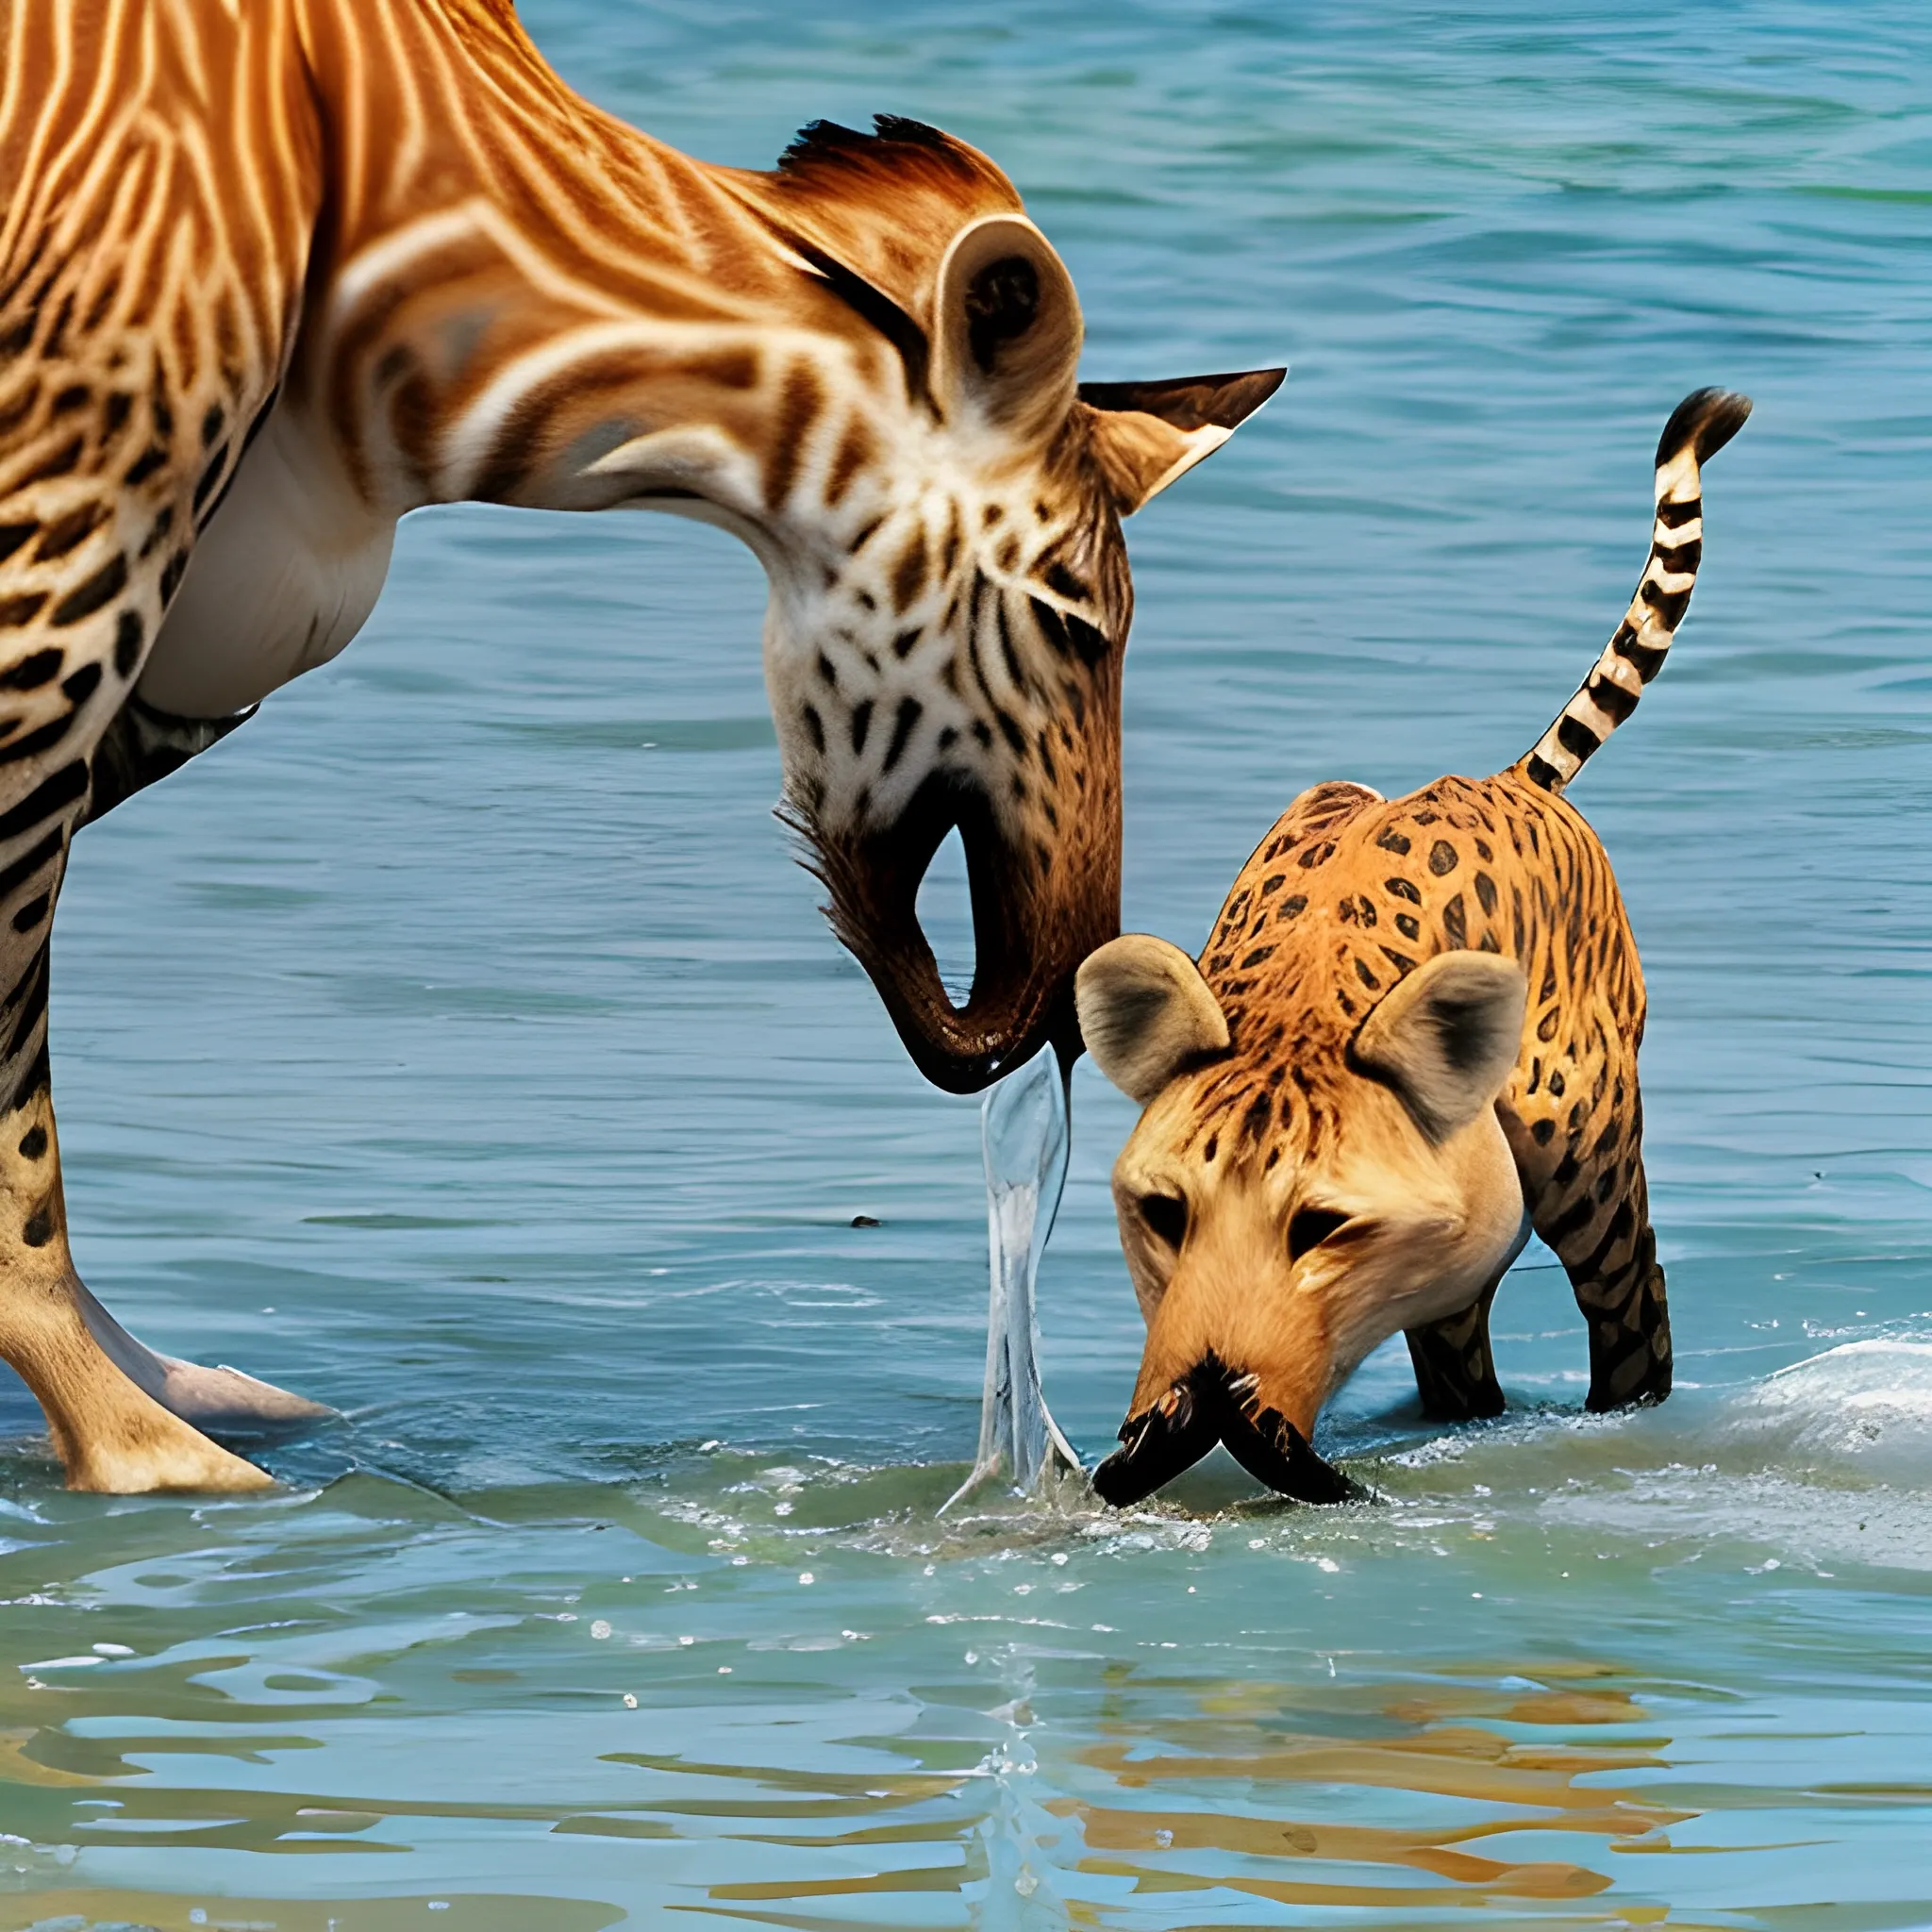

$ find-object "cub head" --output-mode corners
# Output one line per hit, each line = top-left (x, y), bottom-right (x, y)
(1075, 935), (1530, 1505)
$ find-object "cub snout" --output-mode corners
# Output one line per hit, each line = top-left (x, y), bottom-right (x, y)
(1091, 1353), (1368, 1507)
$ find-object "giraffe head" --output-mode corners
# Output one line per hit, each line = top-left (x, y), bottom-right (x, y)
(1074, 920), (1528, 1506)
(716, 121), (1282, 1091)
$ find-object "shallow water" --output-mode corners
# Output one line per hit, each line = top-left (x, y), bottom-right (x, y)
(6, 0), (1932, 1924)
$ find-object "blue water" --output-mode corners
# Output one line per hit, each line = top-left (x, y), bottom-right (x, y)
(5, 2), (1931, 1924)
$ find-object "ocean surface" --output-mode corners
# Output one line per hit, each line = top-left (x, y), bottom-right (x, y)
(5, 2), (1931, 1925)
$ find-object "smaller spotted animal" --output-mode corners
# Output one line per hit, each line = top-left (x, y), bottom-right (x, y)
(1074, 387), (1752, 1507)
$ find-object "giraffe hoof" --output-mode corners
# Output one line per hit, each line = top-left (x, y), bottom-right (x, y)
(60, 1396), (276, 1495)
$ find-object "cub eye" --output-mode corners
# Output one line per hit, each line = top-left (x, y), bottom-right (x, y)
(1139, 1193), (1188, 1250)
(1288, 1206), (1351, 1262)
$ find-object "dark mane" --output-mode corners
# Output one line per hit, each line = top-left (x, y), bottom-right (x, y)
(774, 115), (1015, 208)
(732, 115), (1024, 321)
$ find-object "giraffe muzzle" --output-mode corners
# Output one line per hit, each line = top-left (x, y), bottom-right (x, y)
(1091, 1354), (1368, 1508)
(798, 769), (1112, 1095)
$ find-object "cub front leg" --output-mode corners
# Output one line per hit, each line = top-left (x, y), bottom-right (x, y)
(1404, 1274), (1507, 1422)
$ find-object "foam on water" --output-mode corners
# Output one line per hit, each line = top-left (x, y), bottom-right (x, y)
(1720, 1338), (1932, 1485)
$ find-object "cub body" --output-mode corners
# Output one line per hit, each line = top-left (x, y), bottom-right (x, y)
(1076, 389), (1751, 1504)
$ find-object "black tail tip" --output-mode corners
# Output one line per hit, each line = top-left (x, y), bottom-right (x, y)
(1657, 387), (1754, 467)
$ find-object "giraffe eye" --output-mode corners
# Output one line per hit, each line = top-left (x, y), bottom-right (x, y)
(1063, 611), (1110, 667)
(1287, 1206), (1351, 1262)
(1139, 1193), (1188, 1250)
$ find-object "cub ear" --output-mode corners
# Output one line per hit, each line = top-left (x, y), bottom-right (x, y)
(1352, 952), (1526, 1143)
(1075, 935), (1230, 1104)
(1078, 367), (1286, 514)
(931, 214), (1083, 442)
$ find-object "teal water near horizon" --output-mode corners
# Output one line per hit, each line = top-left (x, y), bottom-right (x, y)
(5, 2), (1931, 1925)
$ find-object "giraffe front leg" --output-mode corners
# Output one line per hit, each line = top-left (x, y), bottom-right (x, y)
(0, 779), (323, 1489)
(0, 1046), (279, 1492)
(1404, 1275), (1507, 1423)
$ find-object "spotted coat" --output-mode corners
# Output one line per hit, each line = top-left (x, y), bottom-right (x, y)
(1191, 769), (1664, 1415)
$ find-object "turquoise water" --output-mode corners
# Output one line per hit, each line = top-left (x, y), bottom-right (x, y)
(6, 1), (1932, 1924)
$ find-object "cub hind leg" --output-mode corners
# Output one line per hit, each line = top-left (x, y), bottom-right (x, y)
(1526, 1091), (1672, 1412)
(1502, 951), (1671, 1412)
(1553, 1152), (1671, 1411)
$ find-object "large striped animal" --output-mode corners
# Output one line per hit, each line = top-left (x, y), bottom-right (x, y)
(1074, 389), (1751, 1506)
(0, 0), (1280, 1491)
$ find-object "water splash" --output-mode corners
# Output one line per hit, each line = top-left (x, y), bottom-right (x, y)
(1721, 1338), (1932, 1486)
(942, 1046), (1086, 1513)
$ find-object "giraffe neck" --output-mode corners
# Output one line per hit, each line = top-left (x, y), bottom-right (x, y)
(292, 0), (915, 535)
(128, 0), (977, 718)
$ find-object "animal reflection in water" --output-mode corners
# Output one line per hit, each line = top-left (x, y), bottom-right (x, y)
(0, 1658), (1694, 1909)
(1076, 389), (1752, 1505)
(606, 1667), (1689, 1911)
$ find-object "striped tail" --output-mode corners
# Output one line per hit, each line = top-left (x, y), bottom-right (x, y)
(1518, 387), (1752, 793)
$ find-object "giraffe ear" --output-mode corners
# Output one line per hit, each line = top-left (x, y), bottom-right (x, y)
(1079, 368), (1286, 514)
(1076, 936), (1230, 1104)
(1351, 952), (1526, 1142)
(931, 214), (1083, 442)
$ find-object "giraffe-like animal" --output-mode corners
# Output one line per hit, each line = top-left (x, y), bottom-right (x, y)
(0, 0), (1281, 1491)
(1074, 389), (1750, 1505)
